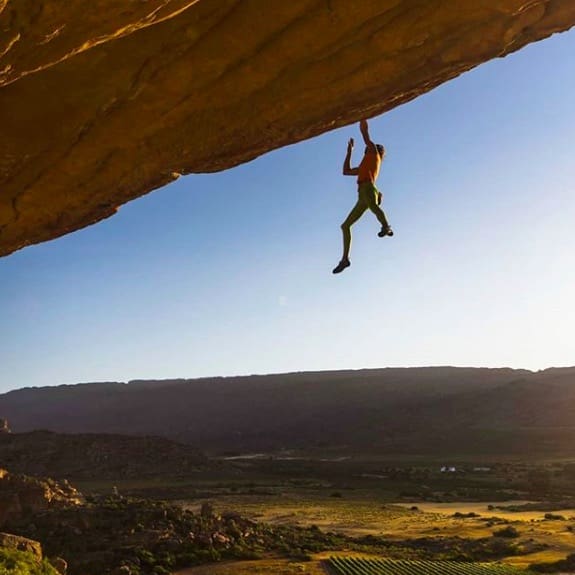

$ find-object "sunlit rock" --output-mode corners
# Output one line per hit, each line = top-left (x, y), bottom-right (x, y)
(1, 0), (574, 256)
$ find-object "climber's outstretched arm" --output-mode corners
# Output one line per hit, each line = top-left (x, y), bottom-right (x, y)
(342, 138), (359, 176)
(360, 119), (377, 153)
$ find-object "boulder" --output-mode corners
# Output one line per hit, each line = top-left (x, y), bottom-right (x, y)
(0, 531), (42, 559)
(49, 556), (68, 575)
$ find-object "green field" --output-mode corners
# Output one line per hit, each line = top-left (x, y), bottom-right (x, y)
(328, 557), (528, 575)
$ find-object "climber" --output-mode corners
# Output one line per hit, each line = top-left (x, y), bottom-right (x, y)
(332, 119), (393, 274)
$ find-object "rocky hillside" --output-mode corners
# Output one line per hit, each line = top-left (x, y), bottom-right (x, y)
(0, 429), (209, 480)
(0, 471), (77, 574)
(1, 1), (575, 256)
(2, 367), (575, 457)
(6, 495), (538, 575)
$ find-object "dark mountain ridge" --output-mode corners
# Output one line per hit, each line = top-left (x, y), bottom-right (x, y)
(1, 367), (575, 456)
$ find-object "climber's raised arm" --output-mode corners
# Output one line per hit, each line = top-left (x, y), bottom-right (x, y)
(360, 119), (377, 153)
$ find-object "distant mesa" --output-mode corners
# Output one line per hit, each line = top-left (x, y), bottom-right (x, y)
(1, 1), (575, 255)
(2, 367), (575, 458)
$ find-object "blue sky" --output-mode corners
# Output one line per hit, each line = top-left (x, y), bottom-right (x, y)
(1, 30), (574, 392)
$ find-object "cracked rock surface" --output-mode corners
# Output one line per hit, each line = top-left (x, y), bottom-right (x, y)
(1, 0), (574, 256)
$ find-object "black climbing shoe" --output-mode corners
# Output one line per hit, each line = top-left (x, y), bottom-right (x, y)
(332, 259), (351, 274)
(378, 226), (394, 237)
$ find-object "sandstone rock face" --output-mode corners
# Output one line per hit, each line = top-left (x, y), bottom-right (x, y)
(1, 1), (574, 256)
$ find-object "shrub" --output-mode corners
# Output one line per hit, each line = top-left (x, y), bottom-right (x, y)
(289, 550), (313, 562)
(493, 526), (520, 538)
(0, 548), (60, 575)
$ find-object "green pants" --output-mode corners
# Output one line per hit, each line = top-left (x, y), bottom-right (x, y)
(340, 182), (390, 260)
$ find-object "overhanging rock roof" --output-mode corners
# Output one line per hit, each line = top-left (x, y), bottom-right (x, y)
(1, 0), (574, 256)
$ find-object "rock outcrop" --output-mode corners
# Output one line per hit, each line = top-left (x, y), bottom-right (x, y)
(0, 468), (82, 526)
(1, 1), (574, 256)
(0, 532), (62, 575)
(0, 531), (42, 559)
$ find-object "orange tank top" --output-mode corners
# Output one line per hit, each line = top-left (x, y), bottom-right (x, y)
(357, 151), (381, 184)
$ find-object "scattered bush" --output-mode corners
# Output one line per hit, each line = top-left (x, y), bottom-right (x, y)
(530, 552), (575, 573)
(544, 513), (565, 521)
(493, 526), (520, 539)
